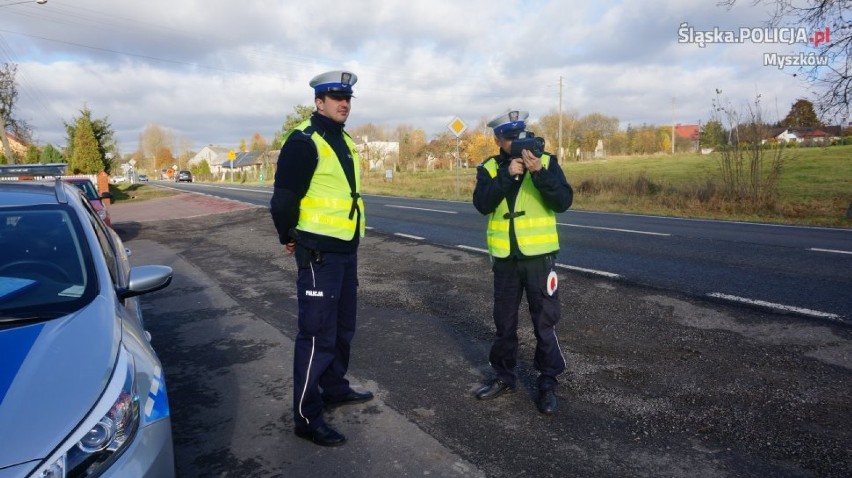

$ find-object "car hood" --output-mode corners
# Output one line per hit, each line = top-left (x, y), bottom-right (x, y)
(0, 296), (120, 471)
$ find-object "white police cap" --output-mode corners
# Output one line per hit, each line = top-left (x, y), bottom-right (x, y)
(487, 110), (529, 138)
(309, 70), (358, 96)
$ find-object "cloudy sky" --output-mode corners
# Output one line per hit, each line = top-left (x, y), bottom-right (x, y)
(0, 0), (828, 154)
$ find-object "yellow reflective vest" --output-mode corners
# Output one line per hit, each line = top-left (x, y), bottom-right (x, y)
(483, 155), (559, 258)
(292, 120), (365, 240)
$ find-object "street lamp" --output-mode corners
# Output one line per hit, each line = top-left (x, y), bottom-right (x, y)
(0, 0), (47, 7)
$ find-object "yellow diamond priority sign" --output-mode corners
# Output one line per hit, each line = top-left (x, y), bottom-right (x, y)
(447, 116), (467, 137)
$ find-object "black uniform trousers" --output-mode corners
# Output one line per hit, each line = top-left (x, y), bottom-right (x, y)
(292, 245), (358, 432)
(490, 254), (565, 391)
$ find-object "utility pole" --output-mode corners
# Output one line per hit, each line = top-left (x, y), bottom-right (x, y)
(697, 119), (702, 153)
(558, 76), (563, 159)
(671, 97), (676, 154)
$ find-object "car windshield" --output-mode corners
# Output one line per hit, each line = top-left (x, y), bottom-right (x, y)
(0, 206), (97, 321)
(68, 180), (99, 200)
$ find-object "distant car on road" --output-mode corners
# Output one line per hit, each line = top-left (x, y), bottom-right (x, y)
(0, 173), (176, 478)
(62, 176), (113, 227)
(138, 174), (149, 182)
(176, 170), (193, 182)
(110, 175), (127, 184)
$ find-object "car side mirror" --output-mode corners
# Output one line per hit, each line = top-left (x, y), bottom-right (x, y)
(118, 265), (173, 300)
(101, 191), (113, 200)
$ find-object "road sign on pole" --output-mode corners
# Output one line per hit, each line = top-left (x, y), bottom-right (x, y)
(447, 116), (467, 137)
(447, 117), (467, 198)
(228, 150), (236, 183)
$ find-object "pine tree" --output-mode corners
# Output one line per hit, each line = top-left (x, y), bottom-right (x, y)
(70, 116), (102, 174)
(40, 144), (62, 164)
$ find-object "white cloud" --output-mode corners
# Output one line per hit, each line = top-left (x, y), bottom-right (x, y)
(0, 0), (830, 154)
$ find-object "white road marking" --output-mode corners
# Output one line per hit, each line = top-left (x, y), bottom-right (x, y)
(456, 245), (489, 254)
(809, 248), (852, 255)
(707, 293), (841, 320)
(556, 263), (621, 279)
(222, 186), (270, 193)
(568, 209), (852, 232)
(451, 248), (623, 278)
(386, 205), (457, 214)
(558, 223), (670, 236)
(394, 233), (424, 240)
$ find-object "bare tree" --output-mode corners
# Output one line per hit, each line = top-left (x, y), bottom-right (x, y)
(249, 132), (268, 152)
(711, 91), (783, 208)
(394, 124), (427, 171)
(720, 0), (851, 119)
(138, 123), (175, 172)
(1, 63), (25, 163)
(177, 135), (194, 170)
(575, 113), (619, 154)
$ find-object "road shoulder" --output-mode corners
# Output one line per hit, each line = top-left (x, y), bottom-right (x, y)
(128, 237), (484, 477)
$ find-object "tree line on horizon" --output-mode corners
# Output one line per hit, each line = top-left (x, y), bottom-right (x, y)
(1, 90), (850, 178)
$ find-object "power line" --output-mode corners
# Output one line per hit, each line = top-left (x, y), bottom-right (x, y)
(0, 28), (265, 75)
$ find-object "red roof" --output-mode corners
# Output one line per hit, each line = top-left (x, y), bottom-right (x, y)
(798, 129), (830, 139)
(674, 124), (699, 140)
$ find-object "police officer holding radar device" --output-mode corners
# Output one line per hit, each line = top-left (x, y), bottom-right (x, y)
(270, 70), (372, 447)
(472, 109), (573, 414)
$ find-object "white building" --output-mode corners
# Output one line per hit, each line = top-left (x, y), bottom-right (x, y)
(189, 145), (231, 174)
(355, 138), (399, 171)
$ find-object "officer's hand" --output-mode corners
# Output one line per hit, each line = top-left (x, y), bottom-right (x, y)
(521, 149), (542, 173)
(508, 158), (525, 177)
(285, 240), (296, 255)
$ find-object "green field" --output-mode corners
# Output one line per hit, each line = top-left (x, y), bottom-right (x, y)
(360, 145), (852, 228)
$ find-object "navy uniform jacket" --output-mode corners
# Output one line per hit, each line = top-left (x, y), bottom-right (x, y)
(472, 150), (573, 259)
(270, 112), (360, 254)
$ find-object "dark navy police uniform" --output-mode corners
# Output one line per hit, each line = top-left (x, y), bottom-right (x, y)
(270, 71), (369, 445)
(271, 112), (362, 433)
(473, 110), (573, 406)
(473, 149), (573, 391)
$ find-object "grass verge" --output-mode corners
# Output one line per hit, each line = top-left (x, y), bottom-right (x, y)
(109, 182), (179, 203)
(359, 145), (852, 228)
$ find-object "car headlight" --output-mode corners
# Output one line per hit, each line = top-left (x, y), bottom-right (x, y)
(97, 209), (108, 221)
(33, 346), (140, 478)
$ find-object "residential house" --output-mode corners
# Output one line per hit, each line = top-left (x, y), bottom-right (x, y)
(189, 145), (231, 174)
(220, 150), (276, 180)
(673, 124), (700, 150)
(674, 124), (700, 141)
(2, 132), (29, 160)
(819, 125), (845, 138)
(354, 137), (399, 171)
(775, 128), (834, 144)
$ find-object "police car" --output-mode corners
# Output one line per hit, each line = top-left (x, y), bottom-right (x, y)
(0, 165), (175, 477)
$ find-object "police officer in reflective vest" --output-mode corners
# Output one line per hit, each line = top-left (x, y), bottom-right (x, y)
(472, 110), (573, 414)
(270, 70), (372, 447)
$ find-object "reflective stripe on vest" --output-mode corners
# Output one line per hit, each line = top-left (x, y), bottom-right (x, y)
(294, 120), (366, 240)
(483, 155), (558, 258)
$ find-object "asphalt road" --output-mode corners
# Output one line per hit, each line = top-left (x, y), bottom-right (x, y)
(113, 201), (851, 477)
(159, 181), (852, 321)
